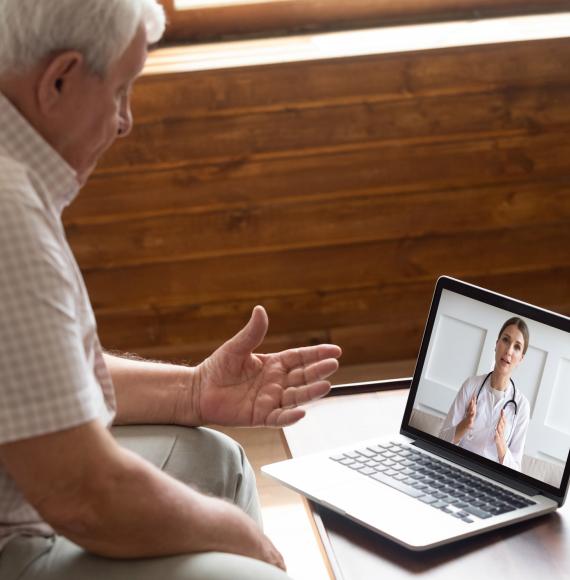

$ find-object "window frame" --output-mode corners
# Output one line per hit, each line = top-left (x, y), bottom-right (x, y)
(160, 0), (570, 43)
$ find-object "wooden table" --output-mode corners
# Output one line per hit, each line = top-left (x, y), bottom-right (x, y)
(283, 380), (570, 580)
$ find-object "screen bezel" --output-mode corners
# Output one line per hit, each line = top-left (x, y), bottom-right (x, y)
(401, 276), (570, 504)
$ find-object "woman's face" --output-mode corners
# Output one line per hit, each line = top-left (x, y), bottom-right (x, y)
(495, 324), (525, 375)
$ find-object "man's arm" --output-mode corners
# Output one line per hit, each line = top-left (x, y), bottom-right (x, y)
(104, 352), (201, 426)
(0, 419), (284, 568)
(107, 307), (342, 430)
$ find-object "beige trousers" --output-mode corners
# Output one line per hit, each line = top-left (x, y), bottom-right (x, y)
(0, 425), (291, 580)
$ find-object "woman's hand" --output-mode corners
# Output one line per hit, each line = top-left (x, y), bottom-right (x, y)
(495, 409), (507, 463)
(465, 395), (477, 429)
(453, 395), (477, 443)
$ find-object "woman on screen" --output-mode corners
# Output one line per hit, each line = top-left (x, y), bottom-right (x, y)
(439, 317), (531, 471)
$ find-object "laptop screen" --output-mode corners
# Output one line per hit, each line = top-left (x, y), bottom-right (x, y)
(404, 277), (570, 496)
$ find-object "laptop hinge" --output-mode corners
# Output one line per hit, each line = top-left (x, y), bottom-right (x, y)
(411, 439), (541, 497)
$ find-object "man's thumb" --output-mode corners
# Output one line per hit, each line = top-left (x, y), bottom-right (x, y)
(227, 305), (269, 356)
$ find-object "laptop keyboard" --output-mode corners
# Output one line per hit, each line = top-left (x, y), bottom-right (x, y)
(331, 442), (536, 524)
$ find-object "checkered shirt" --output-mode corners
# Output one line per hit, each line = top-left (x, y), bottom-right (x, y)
(0, 92), (116, 549)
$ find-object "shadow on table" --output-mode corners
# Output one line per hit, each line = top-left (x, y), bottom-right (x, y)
(314, 503), (564, 577)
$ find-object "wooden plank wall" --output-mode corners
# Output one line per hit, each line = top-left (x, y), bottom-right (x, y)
(64, 37), (570, 366)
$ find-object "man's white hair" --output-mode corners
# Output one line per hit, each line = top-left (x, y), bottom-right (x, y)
(0, 0), (166, 77)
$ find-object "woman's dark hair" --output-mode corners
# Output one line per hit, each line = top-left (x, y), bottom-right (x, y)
(497, 317), (530, 355)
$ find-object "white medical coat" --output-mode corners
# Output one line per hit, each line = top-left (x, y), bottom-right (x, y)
(439, 373), (530, 471)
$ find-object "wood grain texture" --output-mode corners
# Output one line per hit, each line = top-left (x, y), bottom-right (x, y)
(65, 34), (570, 366)
(66, 179), (570, 269)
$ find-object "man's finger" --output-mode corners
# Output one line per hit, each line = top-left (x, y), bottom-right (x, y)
(287, 358), (339, 387)
(265, 407), (307, 428)
(280, 344), (342, 371)
(281, 380), (332, 408)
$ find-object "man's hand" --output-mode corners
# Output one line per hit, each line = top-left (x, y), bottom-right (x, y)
(179, 306), (342, 428)
(495, 409), (507, 463)
(255, 531), (286, 571)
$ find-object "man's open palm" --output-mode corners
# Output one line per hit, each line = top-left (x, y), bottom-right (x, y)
(193, 306), (342, 427)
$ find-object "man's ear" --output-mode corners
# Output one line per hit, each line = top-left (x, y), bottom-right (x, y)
(37, 51), (85, 116)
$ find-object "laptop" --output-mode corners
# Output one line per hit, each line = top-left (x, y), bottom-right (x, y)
(262, 276), (570, 550)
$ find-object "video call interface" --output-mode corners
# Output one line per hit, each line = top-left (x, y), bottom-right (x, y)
(409, 289), (570, 489)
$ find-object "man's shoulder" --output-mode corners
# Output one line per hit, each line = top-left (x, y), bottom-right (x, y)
(0, 152), (29, 184)
(0, 153), (43, 209)
(0, 152), (49, 218)
(0, 160), (57, 267)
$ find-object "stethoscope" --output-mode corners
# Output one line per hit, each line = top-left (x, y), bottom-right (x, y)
(473, 371), (518, 444)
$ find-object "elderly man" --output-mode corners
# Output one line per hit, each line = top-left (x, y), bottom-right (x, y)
(0, 1), (342, 579)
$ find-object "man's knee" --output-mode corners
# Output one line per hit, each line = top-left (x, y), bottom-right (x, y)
(173, 552), (293, 580)
(114, 425), (248, 487)
(163, 426), (251, 494)
(164, 426), (262, 525)
(114, 424), (261, 523)
(4, 536), (293, 580)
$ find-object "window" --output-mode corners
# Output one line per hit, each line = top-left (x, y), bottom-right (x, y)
(160, 0), (570, 44)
